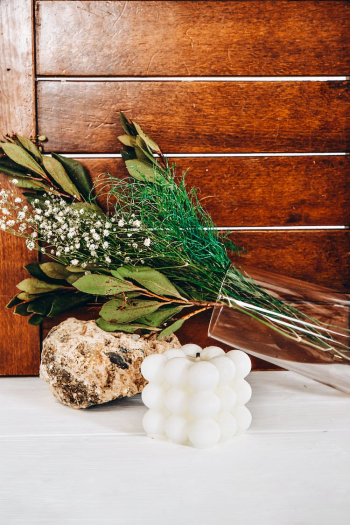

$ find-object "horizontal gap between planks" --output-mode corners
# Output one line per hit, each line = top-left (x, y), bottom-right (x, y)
(211, 226), (348, 231)
(36, 76), (349, 82)
(60, 153), (348, 158)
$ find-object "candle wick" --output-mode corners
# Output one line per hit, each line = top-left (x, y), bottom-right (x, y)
(195, 352), (201, 360)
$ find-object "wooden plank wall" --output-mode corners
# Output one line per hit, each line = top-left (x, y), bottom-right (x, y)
(0, 0), (40, 375)
(1, 0), (350, 373)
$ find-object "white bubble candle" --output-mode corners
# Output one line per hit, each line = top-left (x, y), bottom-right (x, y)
(141, 344), (252, 448)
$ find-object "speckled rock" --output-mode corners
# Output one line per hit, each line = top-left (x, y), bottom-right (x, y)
(40, 317), (180, 409)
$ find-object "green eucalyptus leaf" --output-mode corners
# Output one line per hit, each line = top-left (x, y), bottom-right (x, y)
(14, 302), (32, 317)
(51, 153), (93, 199)
(6, 294), (23, 309)
(10, 177), (48, 190)
(0, 157), (28, 178)
(133, 121), (161, 153)
(119, 112), (137, 136)
(16, 136), (42, 163)
(73, 274), (138, 295)
(100, 298), (163, 324)
(1, 143), (47, 177)
(157, 318), (185, 339)
(17, 292), (41, 301)
(24, 262), (68, 285)
(28, 313), (45, 326)
(118, 135), (137, 147)
(27, 295), (54, 315)
(116, 266), (183, 299)
(17, 278), (66, 294)
(48, 292), (90, 317)
(43, 156), (81, 199)
(96, 318), (159, 333)
(120, 149), (137, 162)
(125, 160), (160, 183)
(65, 273), (85, 285)
(39, 262), (71, 281)
(137, 305), (184, 327)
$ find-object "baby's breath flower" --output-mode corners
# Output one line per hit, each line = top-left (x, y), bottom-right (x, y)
(70, 259), (79, 266)
(144, 238), (151, 247)
(14, 198), (22, 203)
(10, 179), (18, 184)
(118, 219), (125, 227)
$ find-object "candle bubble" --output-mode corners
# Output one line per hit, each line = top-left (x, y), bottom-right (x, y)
(216, 412), (237, 442)
(231, 405), (252, 434)
(226, 350), (251, 378)
(141, 383), (165, 411)
(200, 346), (225, 360)
(188, 361), (220, 391)
(210, 356), (236, 385)
(188, 390), (220, 418)
(141, 353), (167, 383)
(215, 385), (237, 412)
(164, 357), (192, 387)
(142, 409), (166, 438)
(188, 418), (221, 448)
(165, 415), (189, 444)
(165, 387), (188, 415)
(163, 348), (186, 360)
(180, 343), (202, 357)
(232, 379), (252, 405)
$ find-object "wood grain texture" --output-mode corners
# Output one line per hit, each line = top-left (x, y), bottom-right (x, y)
(230, 230), (350, 292)
(35, 1), (350, 76)
(37, 81), (350, 153)
(78, 156), (350, 227)
(41, 230), (349, 373)
(0, 0), (40, 375)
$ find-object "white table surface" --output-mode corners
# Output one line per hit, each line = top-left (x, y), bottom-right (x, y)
(1, 371), (350, 525)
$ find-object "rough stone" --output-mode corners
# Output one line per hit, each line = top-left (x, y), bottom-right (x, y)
(40, 317), (180, 409)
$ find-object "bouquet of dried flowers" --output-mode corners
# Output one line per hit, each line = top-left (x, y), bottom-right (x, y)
(0, 114), (349, 360)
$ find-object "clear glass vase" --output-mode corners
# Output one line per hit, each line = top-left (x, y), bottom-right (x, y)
(208, 265), (350, 394)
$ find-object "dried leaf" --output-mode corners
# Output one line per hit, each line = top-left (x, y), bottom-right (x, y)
(17, 278), (65, 295)
(27, 295), (54, 315)
(119, 112), (137, 136)
(73, 274), (138, 295)
(6, 294), (23, 309)
(157, 318), (185, 339)
(0, 157), (28, 178)
(40, 262), (71, 280)
(133, 121), (161, 153)
(16, 136), (42, 163)
(9, 177), (48, 190)
(43, 156), (81, 199)
(1, 143), (47, 177)
(137, 305), (184, 327)
(51, 153), (93, 199)
(125, 159), (160, 183)
(100, 298), (163, 324)
(96, 318), (159, 333)
(116, 267), (183, 299)
(48, 292), (90, 317)
(28, 314), (45, 326)
(14, 302), (32, 317)
(118, 135), (137, 147)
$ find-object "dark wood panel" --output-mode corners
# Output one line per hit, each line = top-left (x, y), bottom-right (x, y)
(0, 0), (40, 376)
(79, 156), (350, 227)
(230, 231), (350, 292)
(36, 1), (350, 76)
(37, 81), (350, 153)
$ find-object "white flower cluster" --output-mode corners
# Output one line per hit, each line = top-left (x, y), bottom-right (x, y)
(0, 189), (152, 267)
